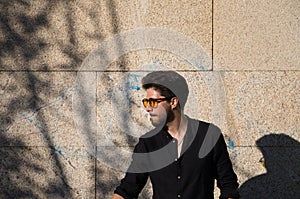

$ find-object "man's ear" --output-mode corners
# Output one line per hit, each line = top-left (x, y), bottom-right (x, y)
(170, 97), (179, 110)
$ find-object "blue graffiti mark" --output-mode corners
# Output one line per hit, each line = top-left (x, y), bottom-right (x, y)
(232, 152), (237, 158)
(152, 59), (159, 64)
(50, 146), (66, 159)
(18, 85), (82, 166)
(59, 85), (77, 100)
(18, 85), (77, 138)
(228, 138), (235, 150)
(49, 146), (95, 170)
(227, 137), (238, 158)
(246, 122), (251, 130)
(18, 111), (34, 123)
(235, 80), (263, 134)
(127, 73), (142, 91)
(50, 146), (79, 169)
(107, 88), (113, 97)
(235, 107), (241, 115)
(126, 82), (141, 91)
(18, 111), (50, 141)
(195, 63), (206, 70)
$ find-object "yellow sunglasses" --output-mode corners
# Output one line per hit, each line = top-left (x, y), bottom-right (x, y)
(142, 97), (171, 108)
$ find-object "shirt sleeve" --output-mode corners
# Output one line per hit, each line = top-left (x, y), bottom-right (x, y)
(212, 126), (240, 199)
(114, 138), (149, 199)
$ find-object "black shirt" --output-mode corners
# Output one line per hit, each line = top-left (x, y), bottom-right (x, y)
(114, 117), (240, 199)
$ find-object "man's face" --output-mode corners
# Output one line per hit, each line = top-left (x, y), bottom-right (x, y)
(144, 88), (173, 127)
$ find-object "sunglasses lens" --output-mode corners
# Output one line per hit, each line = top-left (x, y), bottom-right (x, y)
(142, 99), (148, 107)
(149, 99), (158, 107)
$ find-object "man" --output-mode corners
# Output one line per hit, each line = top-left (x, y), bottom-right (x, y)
(112, 71), (239, 199)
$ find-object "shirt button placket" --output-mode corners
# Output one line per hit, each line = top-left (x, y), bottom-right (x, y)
(177, 175), (181, 197)
(173, 138), (182, 198)
(173, 139), (178, 161)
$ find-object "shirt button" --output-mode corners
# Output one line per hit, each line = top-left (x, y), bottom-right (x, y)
(177, 176), (181, 179)
(175, 158), (178, 161)
(172, 140), (176, 143)
(177, 194), (181, 198)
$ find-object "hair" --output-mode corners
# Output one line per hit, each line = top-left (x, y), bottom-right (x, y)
(142, 71), (189, 109)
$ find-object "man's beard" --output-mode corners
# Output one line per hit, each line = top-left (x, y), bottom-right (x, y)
(151, 108), (175, 128)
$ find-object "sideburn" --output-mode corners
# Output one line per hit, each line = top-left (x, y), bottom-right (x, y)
(166, 107), (175, 124)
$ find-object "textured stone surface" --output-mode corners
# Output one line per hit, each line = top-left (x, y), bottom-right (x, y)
(0, 146), (95, 199)
(0, 72), (83, 147)
(0, 0), (299, 198)
(214, 0), (300, 70)
(223, 71), (299, 146)
(0, 0), (212, 71)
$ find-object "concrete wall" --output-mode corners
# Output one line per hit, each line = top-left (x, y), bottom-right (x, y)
(0, 0), (299, 198)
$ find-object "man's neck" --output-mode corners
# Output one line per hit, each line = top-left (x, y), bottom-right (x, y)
(166, 113), (188, 139)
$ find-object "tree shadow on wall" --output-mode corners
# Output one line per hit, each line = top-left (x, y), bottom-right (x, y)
(0, 135), (72, 198)
(0, 1), (76, 197)
(0, 135), (40, 198)
(239, 134), (300, 199)
(0, 0), (85, 70)
(0, 72), (73, 198)
(1, 0), (138, 198)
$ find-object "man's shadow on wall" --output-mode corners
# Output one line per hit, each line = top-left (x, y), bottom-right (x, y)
(239, 134), (300, 199)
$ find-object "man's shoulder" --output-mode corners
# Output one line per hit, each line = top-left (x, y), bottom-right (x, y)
(188, 117), (222, 135)
(140, 127), (164, 139)
(188, 117), (210, 130)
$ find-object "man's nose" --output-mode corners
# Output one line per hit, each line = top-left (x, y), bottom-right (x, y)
(145, 103), (152, 112)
